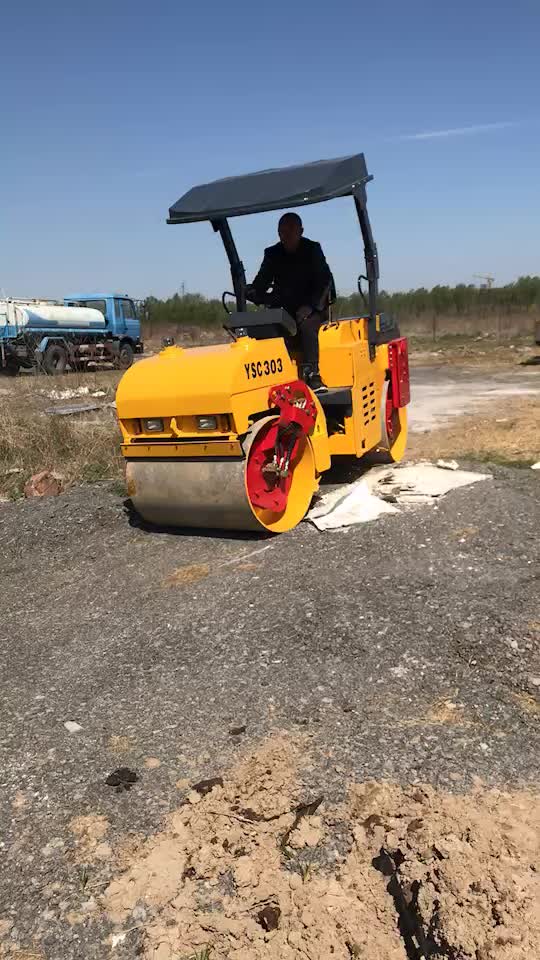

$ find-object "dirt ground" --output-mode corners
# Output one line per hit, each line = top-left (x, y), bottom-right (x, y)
(409, 335), (538, 368)
(1, 335), (539, 959)
(1, 467), (539, 959)
(2, 734), (539, 959)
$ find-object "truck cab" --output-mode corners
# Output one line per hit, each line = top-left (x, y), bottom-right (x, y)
(64, 294), (143, 365)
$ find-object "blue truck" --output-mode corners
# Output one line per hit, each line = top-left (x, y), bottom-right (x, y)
(0, 292), (143, 375)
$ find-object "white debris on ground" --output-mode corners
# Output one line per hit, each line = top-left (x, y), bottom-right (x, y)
(373, 462), (491, 505)
(46, 386), (107, 401)
(307, 480), (399, 531)
(43, 385), (112, 416)
(306, 462), (491, 531)
(532, 462), (540, 470)
(63, 720), (83, 733)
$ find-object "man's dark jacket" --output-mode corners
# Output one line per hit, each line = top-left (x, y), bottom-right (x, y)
(252, 237), (335, 317)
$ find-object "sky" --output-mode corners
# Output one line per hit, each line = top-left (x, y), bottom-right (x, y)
(1, 0), (539, 300)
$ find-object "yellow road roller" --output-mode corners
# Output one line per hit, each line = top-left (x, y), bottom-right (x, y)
(116, 153), (410, 533)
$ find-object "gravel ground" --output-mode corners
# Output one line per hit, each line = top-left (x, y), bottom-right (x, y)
(0, 463), (539, 956)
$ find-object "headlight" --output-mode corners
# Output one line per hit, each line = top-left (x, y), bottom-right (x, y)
(197, 415), (218, 431)
(142, 418), (164, 432)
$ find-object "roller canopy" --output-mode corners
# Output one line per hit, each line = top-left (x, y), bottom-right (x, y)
(168, 153), (370, 224)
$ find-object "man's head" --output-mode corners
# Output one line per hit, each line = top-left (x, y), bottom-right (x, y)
(278, 212), (303, 252)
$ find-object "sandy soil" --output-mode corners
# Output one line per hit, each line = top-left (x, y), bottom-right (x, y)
(8, 735), (532, 960)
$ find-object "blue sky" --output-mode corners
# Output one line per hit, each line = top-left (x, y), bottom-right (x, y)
(1, 0), (539, 300)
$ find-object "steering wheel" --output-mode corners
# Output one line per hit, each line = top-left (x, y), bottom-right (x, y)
(221, 287), (279, 317)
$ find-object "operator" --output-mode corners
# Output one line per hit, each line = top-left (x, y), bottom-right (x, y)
(246, 212), (335, 393)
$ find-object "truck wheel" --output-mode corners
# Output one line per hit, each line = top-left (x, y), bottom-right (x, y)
(43, 344), (68, 375)
(117, 342), (134, 369)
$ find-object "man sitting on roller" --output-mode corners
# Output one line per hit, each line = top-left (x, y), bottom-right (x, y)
(246, 212), (335, 393)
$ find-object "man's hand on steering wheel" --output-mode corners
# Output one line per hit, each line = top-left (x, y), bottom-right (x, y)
(246, 285), (280, 308)
(245, 284), (260, 304)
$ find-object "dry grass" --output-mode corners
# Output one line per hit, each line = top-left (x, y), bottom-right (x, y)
(408, 396), (540, 465)
(0, 370), (123, 499)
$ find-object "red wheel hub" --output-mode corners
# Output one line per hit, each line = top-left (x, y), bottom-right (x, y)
(246, 380), (317, 514)
(246, 420), (295, 512)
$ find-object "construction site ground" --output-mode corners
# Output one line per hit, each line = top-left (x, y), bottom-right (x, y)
(0, 343), (539, 959)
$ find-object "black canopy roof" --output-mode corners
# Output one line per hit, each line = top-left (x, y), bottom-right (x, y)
(168, 153), (370, 224)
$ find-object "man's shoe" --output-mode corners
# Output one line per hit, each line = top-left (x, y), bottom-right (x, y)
(300, 363), (327, 393)
(307, 371), (327, 394)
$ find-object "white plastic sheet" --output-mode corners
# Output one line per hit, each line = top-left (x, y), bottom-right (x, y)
(306, 462), (491, 531)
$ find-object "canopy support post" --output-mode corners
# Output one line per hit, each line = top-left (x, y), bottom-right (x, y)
(354, 186), (379, 359)
(212, 218), (246, 313)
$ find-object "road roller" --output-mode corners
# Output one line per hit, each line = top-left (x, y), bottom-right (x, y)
(116, 152), (410, 533)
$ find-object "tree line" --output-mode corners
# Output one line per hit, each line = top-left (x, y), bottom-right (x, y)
(140, 275), (540, 332)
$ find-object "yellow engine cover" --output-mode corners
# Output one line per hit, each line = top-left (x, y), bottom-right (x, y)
(116, 336), (332, 475)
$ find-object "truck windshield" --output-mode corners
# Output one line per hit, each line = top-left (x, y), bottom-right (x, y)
(66, 299), (106, 317)
(121, 300), (136, 320)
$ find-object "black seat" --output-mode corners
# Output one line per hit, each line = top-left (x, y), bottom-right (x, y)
(226, 308), (297, 340)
